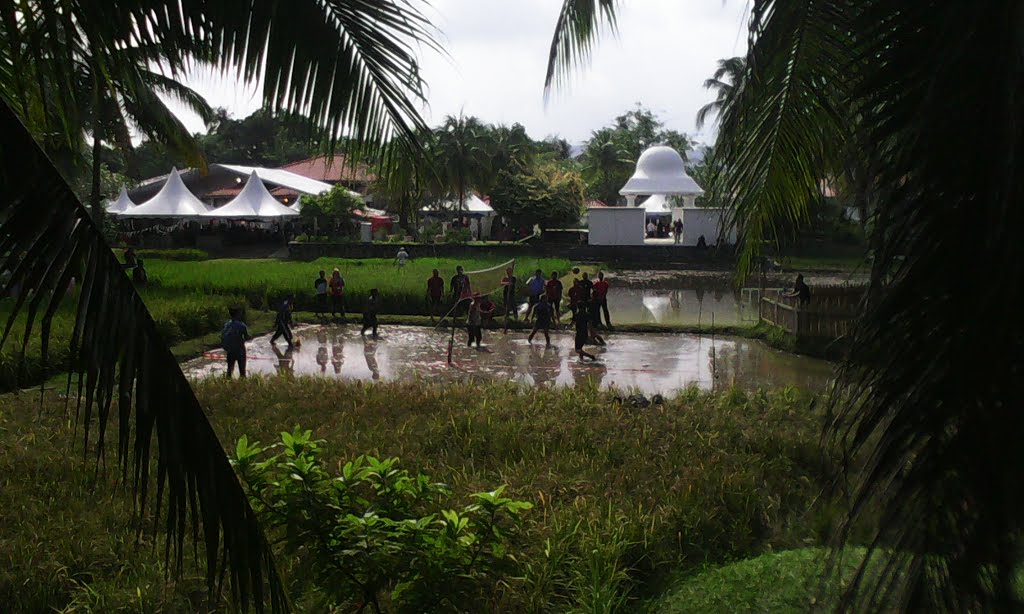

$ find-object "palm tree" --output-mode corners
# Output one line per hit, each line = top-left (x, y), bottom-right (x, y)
(432, 114), (489, 213)
(1, 1), (437, 610)
(695, 56), (746, 130)
(581, 129), (633, 205)
(76, 47), (216, 218)
(546, 1), (1024, 611)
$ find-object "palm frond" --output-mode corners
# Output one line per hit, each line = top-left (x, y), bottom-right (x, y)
(6, 0), (438, 161)
(712, 0), (850, 278)
(544, 0), (618, 92)
(0, 102), (288, 612)
(826, 1), (1024, 610)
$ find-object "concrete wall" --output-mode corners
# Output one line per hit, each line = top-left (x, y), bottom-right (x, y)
(588, 207), (646, 246)
(681, 208), (737, 246)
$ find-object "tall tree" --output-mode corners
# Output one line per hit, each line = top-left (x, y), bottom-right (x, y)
(580, 129), (633, 204)
(432, 114), (489, 213)
(695, 56), (746, 130)
(0, 1), (438, 610)
(547, 1), (1024, 611)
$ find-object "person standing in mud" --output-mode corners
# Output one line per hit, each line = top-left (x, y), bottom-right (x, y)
(313, 270), (328, 318)
(271, 296), (294, 348)
(545, 271), (563, 325)
(450, 266), (471, 314)
(361, 288), (381, 338)
(466, 293), (485, 349)
(528, 294), (554, 347)
(574, 302), (598, 361)
(592, 271), (612, 330)
(501, 267), (518, 322)
(329, 268), (346, 319)
(221, 306), (251, 379)
(426, 269), (445, 323)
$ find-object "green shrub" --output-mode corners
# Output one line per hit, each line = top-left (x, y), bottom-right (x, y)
(232, 427), (532, 612)
(444, 229), (472, 244)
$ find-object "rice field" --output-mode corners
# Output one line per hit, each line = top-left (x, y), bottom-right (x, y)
(145, 256), (577, 313)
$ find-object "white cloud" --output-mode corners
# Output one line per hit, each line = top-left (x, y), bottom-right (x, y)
(172, 1), (748, 146)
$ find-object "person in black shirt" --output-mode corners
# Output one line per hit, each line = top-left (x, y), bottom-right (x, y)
(450, 265), (470, 314)
(579, 272), (594, 302)
(271, 296), (294, 347)
(784, 274), (812, 306)
(313, 270), (328, 318)
(574, 303), (597, 361)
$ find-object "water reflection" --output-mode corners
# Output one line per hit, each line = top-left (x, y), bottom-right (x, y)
(185, 325), (832, 395)
(605, 287), (753, 326)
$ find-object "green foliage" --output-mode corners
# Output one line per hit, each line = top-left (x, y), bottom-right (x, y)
(299, 184), (363, 234)
(199, 379), (832, 610)
(2, 379), (833, 611)
(490, 162), (586, 230)
(232, 428), (531, 612)
(580, 104), (695, 204)
(0, 289), (242, 391)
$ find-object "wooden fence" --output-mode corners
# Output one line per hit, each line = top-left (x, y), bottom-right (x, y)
(758, 285), (865, 338)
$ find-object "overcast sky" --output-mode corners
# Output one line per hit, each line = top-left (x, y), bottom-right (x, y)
(175, 1), (749, 146)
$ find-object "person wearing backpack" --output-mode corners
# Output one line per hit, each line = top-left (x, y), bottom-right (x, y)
(221, 306), (251, 378)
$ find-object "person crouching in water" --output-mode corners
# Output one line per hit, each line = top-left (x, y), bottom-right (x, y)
(466, 293), (485, 349)
(221, 306), (251, 378)
(528, 294), (554, 347)
(574, 302), (597, 361)
(271, 296), (294, 348)
(361, 288), (380, 338)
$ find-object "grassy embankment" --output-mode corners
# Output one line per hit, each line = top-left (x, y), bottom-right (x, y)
(0, 379), (848, 612)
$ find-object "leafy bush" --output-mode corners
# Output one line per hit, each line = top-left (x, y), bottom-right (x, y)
(444, 228), (472, 244)
(232, 427), (532, 613)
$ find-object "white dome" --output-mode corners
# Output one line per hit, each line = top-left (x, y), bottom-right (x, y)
(620, 146), (704, 196)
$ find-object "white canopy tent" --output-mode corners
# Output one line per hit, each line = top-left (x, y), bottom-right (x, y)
(201, 171), (300, 220)
(105, 187), (136, 214)
(119, 167), (211, 218)
(639, 194), (675, 215)
(421, 193), (496, 239)
(421, 193), (494, 215)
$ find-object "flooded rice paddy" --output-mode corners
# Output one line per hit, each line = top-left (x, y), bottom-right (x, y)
(184, 324), (833, 395)
(604, 287), (754, 326)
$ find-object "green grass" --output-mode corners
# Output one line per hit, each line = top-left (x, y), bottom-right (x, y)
(0, 289), (249, 392)
(145, 256), (577, 313)
(780, 256), (867, 272)
(0, 379), (835, 612)
(648, 548), (867, 613)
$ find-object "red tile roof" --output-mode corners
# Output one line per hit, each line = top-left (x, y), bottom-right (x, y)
(277, 155), (375, 184)
(205, 185), (300, 200)
(586, 199), (609, 208)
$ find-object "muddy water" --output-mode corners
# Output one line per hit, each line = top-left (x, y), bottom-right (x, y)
(183, 325), (833, 395)
(603, 287), (754, 326)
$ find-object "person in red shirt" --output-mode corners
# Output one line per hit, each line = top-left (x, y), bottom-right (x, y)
(329, 268), (346, 320)
(426, 269), (445, 323)
(545, 271), (563, 324)
(592, 270), (612, 329)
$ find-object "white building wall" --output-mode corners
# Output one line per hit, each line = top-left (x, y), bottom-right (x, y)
(681, 208), (737, 246)
(588, 207), (646, 245)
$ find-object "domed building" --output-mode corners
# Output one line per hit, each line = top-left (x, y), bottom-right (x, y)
(587, 145), (735, 247)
